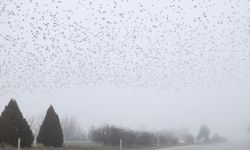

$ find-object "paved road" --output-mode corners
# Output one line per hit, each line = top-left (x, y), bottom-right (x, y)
(156, 143), (249, 150)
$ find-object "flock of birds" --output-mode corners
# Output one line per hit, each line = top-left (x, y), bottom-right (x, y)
(0, 0), (249, 95)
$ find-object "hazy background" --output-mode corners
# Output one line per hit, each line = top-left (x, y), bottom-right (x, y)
(0, 0), (250, 143)
(0, 85), (250, 142)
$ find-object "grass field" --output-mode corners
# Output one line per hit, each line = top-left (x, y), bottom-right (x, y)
(0, 143), (162, 150)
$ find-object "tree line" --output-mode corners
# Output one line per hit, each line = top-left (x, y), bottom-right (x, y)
(197, 125), (227, 143)
(89, 125), (183, 147)
(0, 99), (229, 148)
(89, 124), (227, 147)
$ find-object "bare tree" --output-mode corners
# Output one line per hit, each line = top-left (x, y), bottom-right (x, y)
(27, 114), (44, 137)
(61, 116), (86, 141)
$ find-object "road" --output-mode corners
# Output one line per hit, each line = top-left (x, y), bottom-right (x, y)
(156, 143), (249, 150)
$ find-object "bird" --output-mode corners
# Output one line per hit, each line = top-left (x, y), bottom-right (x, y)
(0, 0), (249, 95)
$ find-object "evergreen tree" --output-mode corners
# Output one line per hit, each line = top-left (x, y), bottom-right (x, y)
(197, 125), (210, 143)
(37, 105), (63, 147)
(0, 99), (34, 147)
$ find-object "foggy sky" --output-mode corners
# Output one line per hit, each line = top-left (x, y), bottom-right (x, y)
(1, 85), (250, 142)
(0, 0), (250, 143)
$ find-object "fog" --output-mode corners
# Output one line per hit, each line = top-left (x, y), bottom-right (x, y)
(1, 85), (250, 142)
(0, 0), (250, 145)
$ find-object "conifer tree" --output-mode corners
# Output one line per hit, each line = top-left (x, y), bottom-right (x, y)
(0, 99), (34, 147)
(197, 125), (210, 143)
(37, 105), (63, 147)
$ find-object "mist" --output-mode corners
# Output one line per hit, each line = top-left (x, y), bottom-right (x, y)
(1, 84), (249, 142)
(0, 0), (250, 149)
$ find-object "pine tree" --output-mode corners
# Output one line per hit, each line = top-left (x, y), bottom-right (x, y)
(197, 125), (210, 143)
(37, 105), (63, 147)
(0, 99), (34, 147)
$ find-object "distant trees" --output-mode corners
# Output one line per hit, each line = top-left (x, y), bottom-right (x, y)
(210, 134), (227, 143)
(197, 125), (210, 143)
(122, 129), (136, 146)
(0, 99), (34, 147)
(185, 134), (194, 144)
(174, 129), (194, 145)
(196, 125), (228, 144)
(89, 124), (186, 147)
(89, 125), (153, 146)
(37, 105), (63, 147)
(158, 130), (178, 145)
(89, 125), (124, 146)
(135, 131), (155, 146)
(61, 116), (86, 141)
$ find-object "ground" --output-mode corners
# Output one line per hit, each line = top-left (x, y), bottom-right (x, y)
(0, 143), (160, 150)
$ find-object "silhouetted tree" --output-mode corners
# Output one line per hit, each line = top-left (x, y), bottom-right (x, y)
(37, 105), (63, 147)
(197, 125), (210, 143)
(135, 131), (154, 146)
(109, 125), (123, 146)
(122, 129), (136, 146)
(89, 125), (110, 145)
(0, 99), (34, 147)
(90, 125), (150, 146)
(89, 125), (123, 146)
(89, 124), (185, 147)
